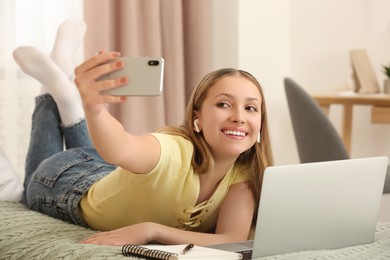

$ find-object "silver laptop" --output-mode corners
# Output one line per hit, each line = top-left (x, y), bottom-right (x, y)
(208, 156), (388, 259)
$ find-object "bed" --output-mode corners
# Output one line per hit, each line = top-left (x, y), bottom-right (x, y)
(1, 201), (390, 259)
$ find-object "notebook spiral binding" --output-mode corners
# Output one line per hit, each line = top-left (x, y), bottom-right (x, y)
(122, 244), (179, 260)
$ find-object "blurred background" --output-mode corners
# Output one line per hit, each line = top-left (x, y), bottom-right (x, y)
(1, 0), (389, 181)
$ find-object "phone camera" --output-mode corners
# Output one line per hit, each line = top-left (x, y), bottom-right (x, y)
(148, 60), (159, 66)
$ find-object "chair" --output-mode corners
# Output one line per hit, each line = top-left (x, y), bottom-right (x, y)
(284, 77), (390, 194)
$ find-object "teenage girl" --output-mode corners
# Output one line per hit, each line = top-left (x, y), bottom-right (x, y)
(13, 19), (272, 246)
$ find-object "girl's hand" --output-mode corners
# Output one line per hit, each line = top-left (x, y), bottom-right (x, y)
(80, 222), (156, 246)
(74, 51), (128, 115)
(73, 51), (161, 172)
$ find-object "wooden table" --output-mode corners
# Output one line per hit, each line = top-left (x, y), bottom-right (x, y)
(312, 92), (390, 153)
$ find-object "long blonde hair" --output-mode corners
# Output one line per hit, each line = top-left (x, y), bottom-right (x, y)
(158, 68), (273, 223)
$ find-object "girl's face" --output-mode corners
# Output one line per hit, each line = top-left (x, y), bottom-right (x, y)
(196, 75), (263, 161)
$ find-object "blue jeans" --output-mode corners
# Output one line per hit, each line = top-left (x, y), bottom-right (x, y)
(23, 94), (116, 228)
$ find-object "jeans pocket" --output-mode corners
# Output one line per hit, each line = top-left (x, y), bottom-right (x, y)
(32, 148), (94, 189)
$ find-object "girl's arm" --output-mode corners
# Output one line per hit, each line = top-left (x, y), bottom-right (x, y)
(74, 52), (160, 173)
(80, 181), (255, 246)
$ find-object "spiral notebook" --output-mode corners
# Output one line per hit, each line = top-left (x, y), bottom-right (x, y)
(122, 244), (242, 259)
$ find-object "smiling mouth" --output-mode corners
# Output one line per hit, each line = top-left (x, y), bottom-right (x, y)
(222, 130), (247, 137)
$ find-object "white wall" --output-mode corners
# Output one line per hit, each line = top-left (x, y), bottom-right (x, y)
(288, 0), (390, 161)
(212, 0), (238, 69)
(238, 0), (294, 165)
(213, 0), (390, 165)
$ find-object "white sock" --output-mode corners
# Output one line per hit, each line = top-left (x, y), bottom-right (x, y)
(50, 19), (86, 79)
(13, 46), (84, 126)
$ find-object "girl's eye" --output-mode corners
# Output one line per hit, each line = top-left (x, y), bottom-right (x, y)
(216, 102), (230, 108)
(246, 105), (258, 112)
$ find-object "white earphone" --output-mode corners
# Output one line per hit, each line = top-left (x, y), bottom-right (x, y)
(194, 119), (200, 133)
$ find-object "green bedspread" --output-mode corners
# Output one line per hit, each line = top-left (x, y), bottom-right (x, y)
(1, 201), (390, 259)
(0, 201), (127, 259)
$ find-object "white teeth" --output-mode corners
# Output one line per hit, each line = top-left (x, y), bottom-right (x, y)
(223, 130), (246, 137)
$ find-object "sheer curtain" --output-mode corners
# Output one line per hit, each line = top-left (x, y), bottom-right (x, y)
(83, 0), (213, 134)
(0, 0), (83, 180)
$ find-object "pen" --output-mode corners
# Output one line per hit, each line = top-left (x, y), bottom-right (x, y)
(182, 243), (194, 254)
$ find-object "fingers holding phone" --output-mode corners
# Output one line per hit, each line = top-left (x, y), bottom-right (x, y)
(74, 51), (128, 112)
(98, 57), (165, 96)
(76, 52), (127, 89)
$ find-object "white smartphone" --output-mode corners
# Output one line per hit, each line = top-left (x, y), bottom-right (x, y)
(99, 57), (164, 96)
